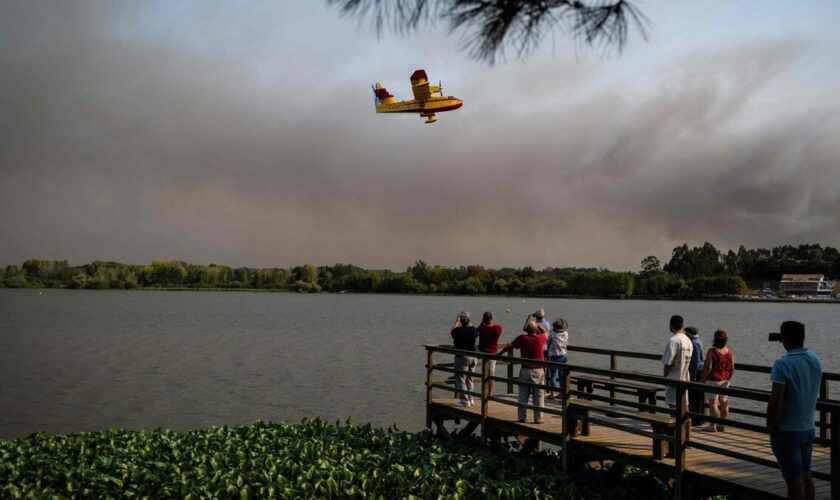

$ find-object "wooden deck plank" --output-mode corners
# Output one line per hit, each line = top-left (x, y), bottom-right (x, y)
(688, 459), (771, 475)
(689, 462), (785, 485)
(430, 397), (833, 499)
(814, 482), (833, 493)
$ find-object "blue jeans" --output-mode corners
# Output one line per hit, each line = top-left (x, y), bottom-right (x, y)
(548, 354), (568, 388)
(770, 429), (815, 480)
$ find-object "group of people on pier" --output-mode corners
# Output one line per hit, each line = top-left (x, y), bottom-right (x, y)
(449, 311), (824, 500)
(665, 314), (734, 433)
(450, 307), (568, 422)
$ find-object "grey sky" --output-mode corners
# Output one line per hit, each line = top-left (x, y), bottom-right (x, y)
(1, 1), (839, 271)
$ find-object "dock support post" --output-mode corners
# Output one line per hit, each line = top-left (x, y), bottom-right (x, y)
(831, 407), (839, 500)
(433, 416), (451, 440)
(821, 378), (830, 440)
(561, 366), (571, 471)
(609, 354), (618, 405)
(673, 386), (687, 500)
(481, 358), (489, 443)
(507, 348), (514, 395)
(426, 349), (434, 429)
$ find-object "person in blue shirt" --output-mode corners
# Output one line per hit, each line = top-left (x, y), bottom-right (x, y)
(685, 326), (705, 426)
(767, 321), (822, 500)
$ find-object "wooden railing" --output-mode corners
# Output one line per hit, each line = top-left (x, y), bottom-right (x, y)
(425, 344), (840, 500)
(565, 345), (840, 439)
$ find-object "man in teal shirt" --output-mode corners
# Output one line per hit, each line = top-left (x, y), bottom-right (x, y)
(766, 321), (822, 500)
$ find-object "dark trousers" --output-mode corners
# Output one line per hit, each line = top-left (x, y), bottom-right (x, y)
(688, 375), (704, 425)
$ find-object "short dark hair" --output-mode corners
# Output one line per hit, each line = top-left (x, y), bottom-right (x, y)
(670, 315), (684, 331)
(482, 311), (493, 323)
(684, 326), (698, 336)
(713, 330), (728, 349)
(781, 321), (805, 347)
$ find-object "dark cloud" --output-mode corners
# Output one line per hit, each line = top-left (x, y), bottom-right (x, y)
(1, 2), (839, 271)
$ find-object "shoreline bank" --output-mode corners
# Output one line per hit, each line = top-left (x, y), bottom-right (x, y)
(2, 285), (838, 305)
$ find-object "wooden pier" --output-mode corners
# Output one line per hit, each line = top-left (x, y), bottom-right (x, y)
(425, 345), (840, 499)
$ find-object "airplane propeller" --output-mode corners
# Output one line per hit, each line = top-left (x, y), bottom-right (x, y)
(439, 80), (444, 96)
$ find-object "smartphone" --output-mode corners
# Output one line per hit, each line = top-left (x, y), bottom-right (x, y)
(768, 333), (782, 342)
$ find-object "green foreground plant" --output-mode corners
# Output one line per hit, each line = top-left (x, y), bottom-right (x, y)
(1, 419), (670, 499)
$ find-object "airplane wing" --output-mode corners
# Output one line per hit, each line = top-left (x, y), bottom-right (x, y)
(410, 69), (432, 101)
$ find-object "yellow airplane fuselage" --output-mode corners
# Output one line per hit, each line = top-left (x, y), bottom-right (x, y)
(375, 95), (463, 115)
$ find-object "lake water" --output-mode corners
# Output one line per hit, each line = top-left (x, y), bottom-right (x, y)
(1, 289), (839, 439)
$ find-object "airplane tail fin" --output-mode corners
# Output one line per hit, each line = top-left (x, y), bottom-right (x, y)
(372, 83), (395, 106)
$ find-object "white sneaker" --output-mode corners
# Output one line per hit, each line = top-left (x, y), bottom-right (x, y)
(457, 400), (471, 407)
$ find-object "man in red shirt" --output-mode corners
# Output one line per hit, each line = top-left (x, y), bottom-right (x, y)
(477, 311), (503, 395)
(511, 320), (547, 423)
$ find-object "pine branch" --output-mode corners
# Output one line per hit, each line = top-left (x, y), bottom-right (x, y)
(327, 0), (650, 63)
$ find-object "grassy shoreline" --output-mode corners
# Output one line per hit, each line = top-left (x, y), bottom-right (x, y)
(0, 419), (671, 499)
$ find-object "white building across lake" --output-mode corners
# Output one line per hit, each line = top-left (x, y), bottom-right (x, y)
(779, 274), (834, 297)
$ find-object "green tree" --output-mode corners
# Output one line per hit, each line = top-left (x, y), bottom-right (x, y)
(290, 280), (322, 293)
(466, 265), (486, 280)
(22, 259), (50, 284)
(256, 268), (291, 289)
(294, 264), (318, 284)
(639, 255), (661, 278)
(408, 260), (433, 283)
(123, 270), (139, 289)
(205, 265), (234, 287)
(150, 260), (188, 286)
(686, 275), (747, 296)
(722, 250), (740, 275)
(4, 266), (26, 288)
(450, 277), (485, 295)
(87, 267), (116, 289)
(381, 273), (426, 293)
(518, 266), (536, 280)
(636, 272), (682, 297)
(622, 273), (635, 298)
(69, 272), (88, 289)
(233, 267), (253, 288)
(664, 242), (723, 279)
(489, 277), (509, 294)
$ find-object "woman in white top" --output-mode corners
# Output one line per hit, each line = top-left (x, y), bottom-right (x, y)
(547, 318), (569, 399)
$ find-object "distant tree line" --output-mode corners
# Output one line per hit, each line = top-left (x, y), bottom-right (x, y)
(0, 259), (633, 298)
(1, 243), (837, 298)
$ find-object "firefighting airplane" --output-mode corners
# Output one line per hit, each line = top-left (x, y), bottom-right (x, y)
(372, 69), (462, 124)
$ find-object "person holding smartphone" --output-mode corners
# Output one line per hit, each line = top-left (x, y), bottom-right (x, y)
(477, 311), (502, 396)
(767, 321), (822, 500)
(450, 311), (479, 407)
(511, 319), (548, 423)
